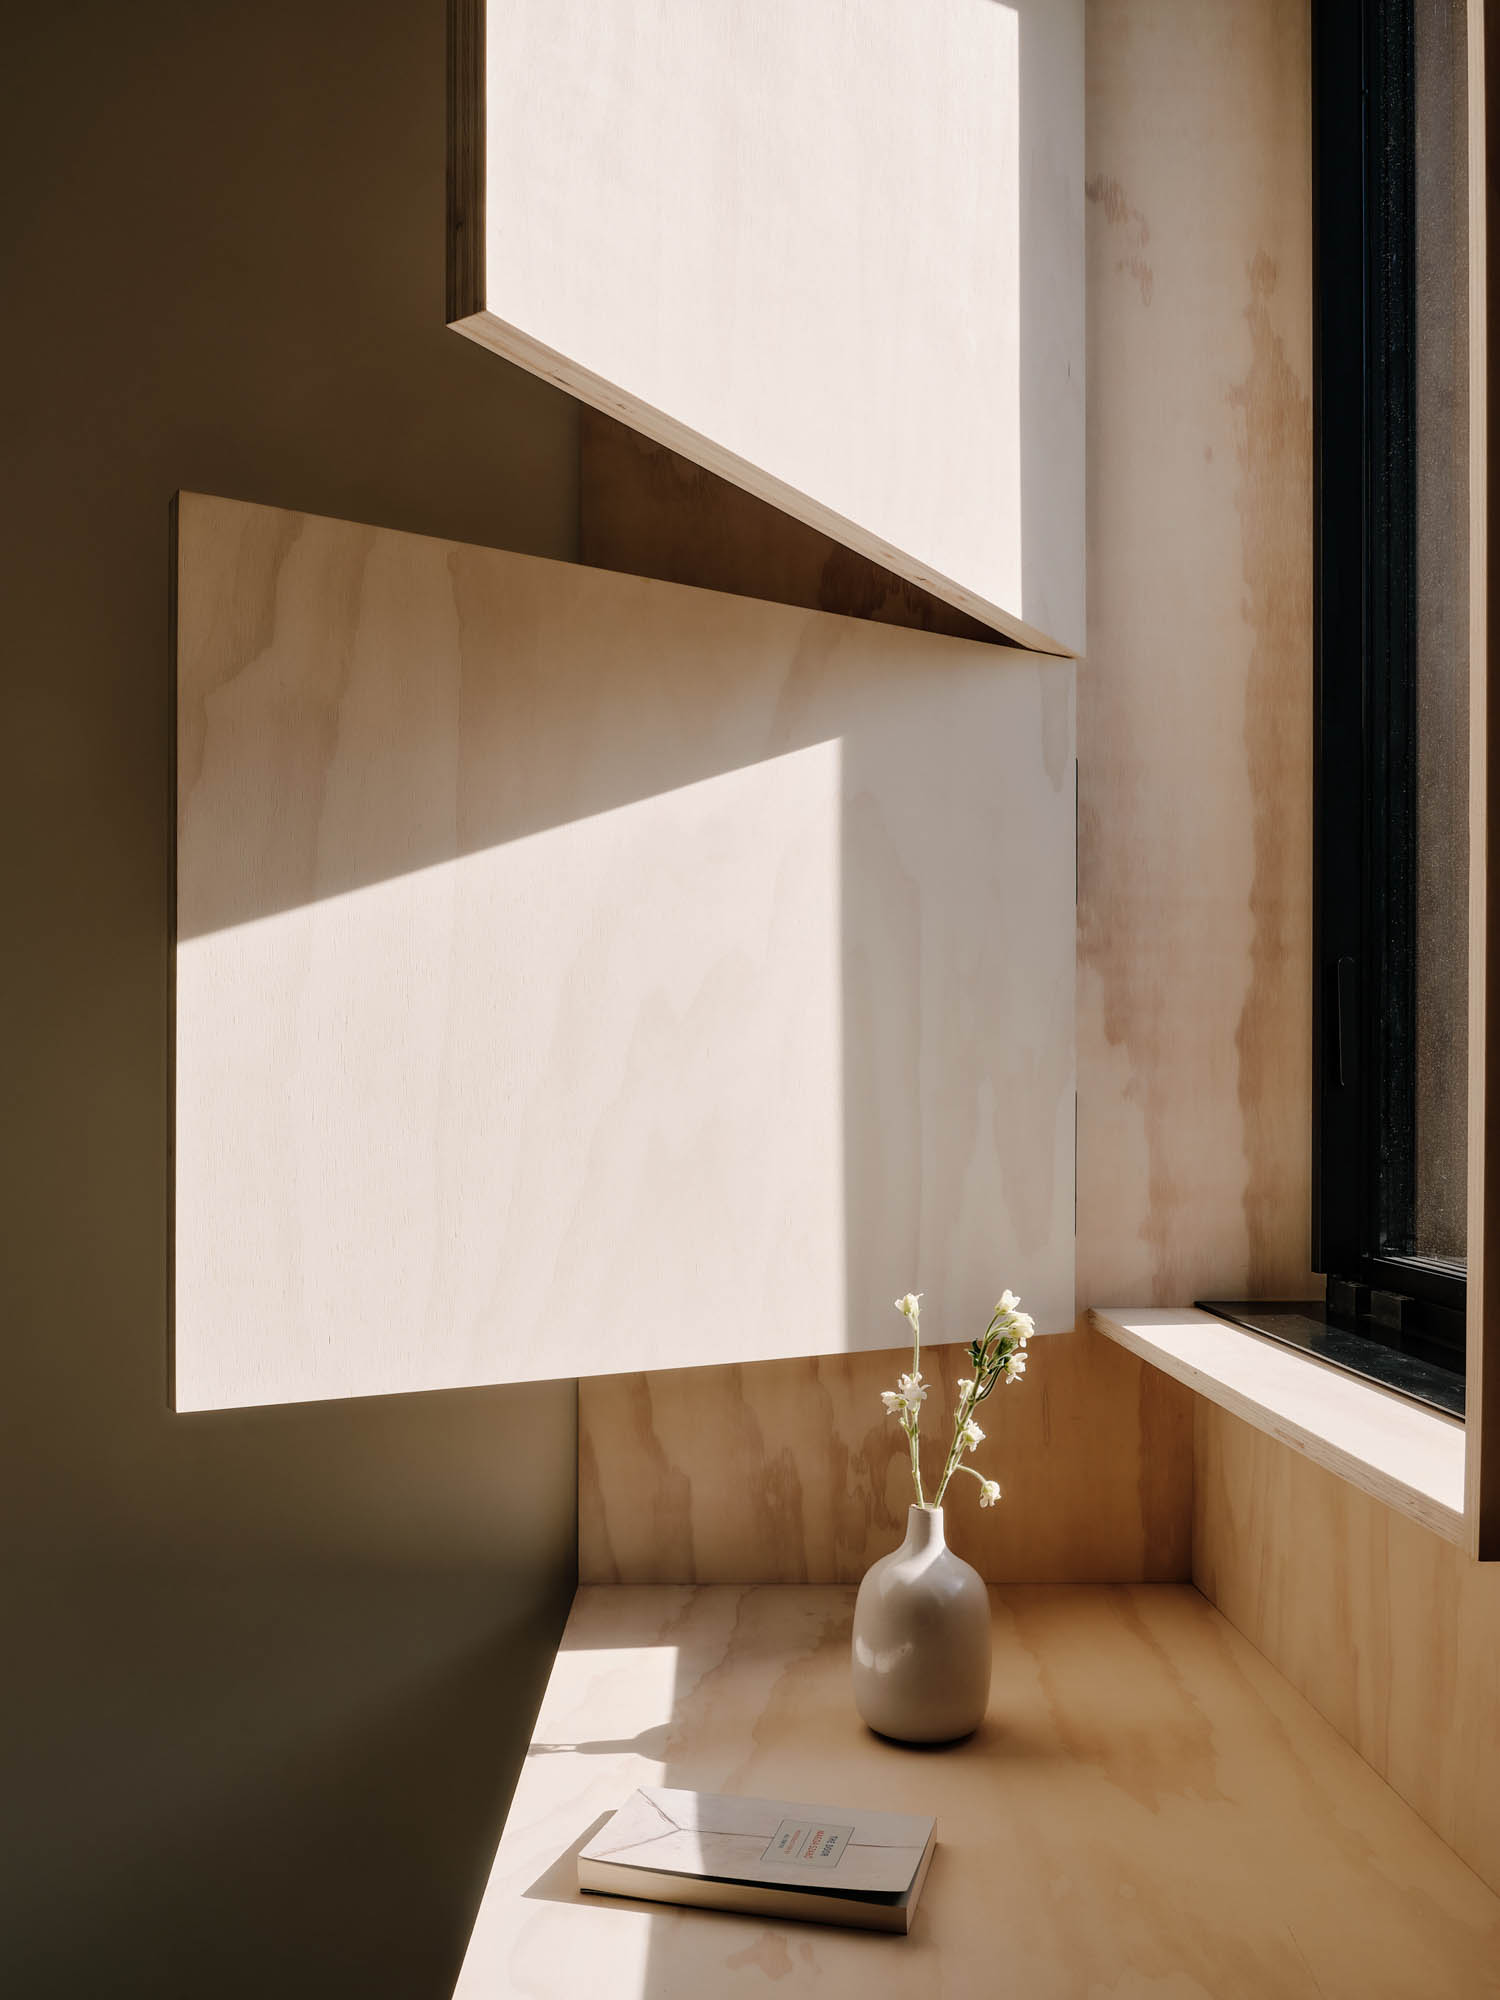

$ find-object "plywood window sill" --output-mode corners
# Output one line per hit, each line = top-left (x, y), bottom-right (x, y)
(1089, 1305), (1466, 1544)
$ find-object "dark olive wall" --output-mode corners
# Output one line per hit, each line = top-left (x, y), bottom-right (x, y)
(0, 4), (579, 1993)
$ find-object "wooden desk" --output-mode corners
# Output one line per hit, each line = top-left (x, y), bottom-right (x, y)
(455, 1585), (1500, 1997)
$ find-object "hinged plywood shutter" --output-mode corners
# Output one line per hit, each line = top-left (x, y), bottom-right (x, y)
(449, 0), (1085, 656)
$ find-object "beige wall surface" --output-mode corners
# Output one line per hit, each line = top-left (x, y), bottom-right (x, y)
(0, 4), (578, 1994)
(456, 0), (1085, 654)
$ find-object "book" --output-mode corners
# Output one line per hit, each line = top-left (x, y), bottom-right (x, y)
(577, 1786), (937, 1934)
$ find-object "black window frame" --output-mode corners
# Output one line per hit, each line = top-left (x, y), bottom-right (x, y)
(1313, 0), (1467, 1369)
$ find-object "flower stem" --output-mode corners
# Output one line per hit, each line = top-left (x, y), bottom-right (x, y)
(932, 1382), (979, 1506)
(908, 1321), (925, 1505)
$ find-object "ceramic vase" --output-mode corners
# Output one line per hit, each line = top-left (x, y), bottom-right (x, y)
(851, 1503), (991, 1743)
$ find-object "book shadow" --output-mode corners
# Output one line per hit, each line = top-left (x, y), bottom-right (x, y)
(523, 1811), (615, 1906)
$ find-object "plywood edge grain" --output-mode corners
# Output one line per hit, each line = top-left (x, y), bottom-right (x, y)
(447, 309), (1077, 661)
(446, 0), (484, 323)
(1091, 1306), (1466, 1544)
(1467, 0), (1500, 1556)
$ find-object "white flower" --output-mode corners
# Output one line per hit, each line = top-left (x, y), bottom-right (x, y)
(978, 1478), (1001, 1508)
(995, 1290), (1020, 1316)
(897, 1372), (927, 1405)
(961, 1417), (985, 1453)
(880, 1389), (904, 1415)
(894, 1293), (923, 1327)
(1003, 1351), (1028, 1382)
(1011, 1312), (1035, 1344)
(956, 1377), (975, 1399)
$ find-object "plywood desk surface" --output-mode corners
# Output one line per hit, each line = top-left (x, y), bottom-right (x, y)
(455, 1585), (1500, 1998)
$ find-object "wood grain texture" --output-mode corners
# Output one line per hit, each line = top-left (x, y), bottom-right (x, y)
(576, 0), (1310, 1585)
(452, 0), (1085, 654)
(174, 493), (1074, 1409)
(579, 411), (1006, 648)
(456, 1583), (1500, 1998)
(580, 1326), (1192, 1585)
(573, 399), (1186, 1585)
(1079, 0), (1316, 1308)
(1195, 1399), (1500, 1899)
(1092, 1306), (1466, 1542)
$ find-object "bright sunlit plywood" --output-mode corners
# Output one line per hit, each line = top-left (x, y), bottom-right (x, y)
(1092, 1306), (1466, 1542)
(455, 1584), (1500, 1997)
(449, 0), (1084, 656)
(173, 493), (1074, 1408)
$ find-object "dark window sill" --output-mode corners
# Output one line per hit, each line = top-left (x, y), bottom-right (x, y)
(1196, 1301), (1464, 1418)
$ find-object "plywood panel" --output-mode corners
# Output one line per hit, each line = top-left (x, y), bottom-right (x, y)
(457, 1584), (1500, 1999)
(1195, 1399), (1500, 1898)
(174, 493), (1074, 1409)
(450, 0), (1085, 655)
(1079, 0), (1316, 1308)
(580, 1325), (1192, 1584)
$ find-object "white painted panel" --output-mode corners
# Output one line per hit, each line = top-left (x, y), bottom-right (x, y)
(174, 493), (1074, 1407)
(453, 0), (1084, 656)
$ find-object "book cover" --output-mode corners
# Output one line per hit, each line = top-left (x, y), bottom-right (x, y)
(577, 1787), (937, 1934)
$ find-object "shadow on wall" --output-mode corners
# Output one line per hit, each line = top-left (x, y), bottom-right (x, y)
(0, 1), (579, 1995)
(4, 1533), (573, 1998)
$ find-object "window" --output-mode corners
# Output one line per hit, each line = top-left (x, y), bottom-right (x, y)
(1312, 0), (1470, 1377)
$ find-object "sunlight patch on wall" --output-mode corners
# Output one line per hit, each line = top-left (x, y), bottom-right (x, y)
(175, 742), (845, 1409)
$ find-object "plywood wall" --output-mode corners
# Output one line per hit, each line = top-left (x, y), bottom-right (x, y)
(453, 0), (1085, 652)
(572, 373), (1199, 1586)
(577, 0), (1315, 1584)
(1080, 0), (1316, 1310)
(1195, 1401), (1500, 1897)
(175, 494), (1074, 1409)
(581, 1325), (1192, 1585)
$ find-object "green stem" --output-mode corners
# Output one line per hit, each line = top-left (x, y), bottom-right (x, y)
(930, 1304), (1025, 1507)
(908, 1317), (926, 1505)
(932, 1381), (980, 1506)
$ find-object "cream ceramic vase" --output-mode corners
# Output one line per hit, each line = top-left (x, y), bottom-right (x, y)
(851, 1504), (991, 1743)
